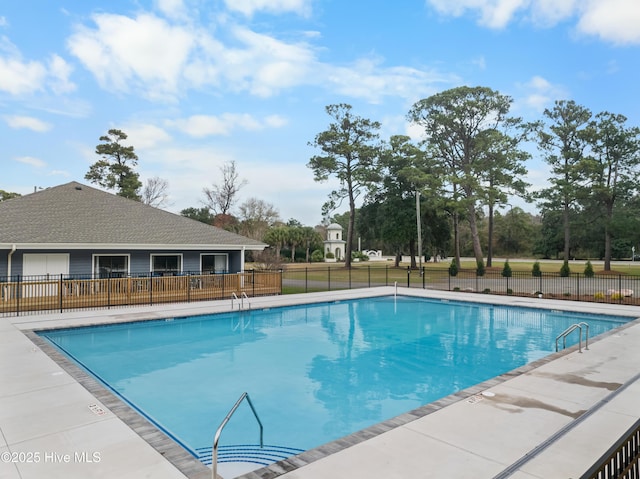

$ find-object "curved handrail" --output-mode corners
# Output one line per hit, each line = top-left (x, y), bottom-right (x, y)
(213, 392), (263, 479)
(555, 323), (586, 353)
(578, 321), (590, 350)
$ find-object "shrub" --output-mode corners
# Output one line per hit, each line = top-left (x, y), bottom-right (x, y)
(325, 251), (335, 259)
(449, 261), (458, 277)
(476, 258), (485, 277)
(560, 260), (571, 277)
(501, 260), (512, 278)
(483, 288), (491, 294)
(584, 260), (594, 278)
(611, 292), (624, 301)
(351, 251), (369, 261)
(453, 286), (461, 292)
(532, 261), (542, 277)
(310, 249), (324, 262)
(594, 292), (605, 301)
(507, 288), (513, 295)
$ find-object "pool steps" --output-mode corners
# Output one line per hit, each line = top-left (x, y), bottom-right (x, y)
(195, 444), (305, 466)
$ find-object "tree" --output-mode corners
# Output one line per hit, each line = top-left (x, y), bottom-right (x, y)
(308, 103), (382, 268)
(408, 86), (528, 269)
(264, 226), (288, 258)
(582, 112), (640, 270)
(203, 160), (247, 216)
(0, 190), (21, 202)
(180, 207), (214, 224)
(477, 128), (532, 266)
(536, 100), (592, 261)
(238, 197), (280, 241)
(86, 129), (141, 200)
(141, 176), (170, 208)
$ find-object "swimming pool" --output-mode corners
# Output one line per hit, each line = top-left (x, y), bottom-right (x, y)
(39, 295), (630, 471)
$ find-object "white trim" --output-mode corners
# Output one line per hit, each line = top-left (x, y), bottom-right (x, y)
(1, 243), (265, 251)
(200, 253), (228, 273)
(150, 253), (183, 274)
(92, 253), (131, 276)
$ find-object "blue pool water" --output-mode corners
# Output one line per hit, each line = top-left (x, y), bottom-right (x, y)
(40, 296), (629, 467)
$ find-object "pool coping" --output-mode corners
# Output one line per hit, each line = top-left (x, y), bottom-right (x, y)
(9, 287), (640, 479)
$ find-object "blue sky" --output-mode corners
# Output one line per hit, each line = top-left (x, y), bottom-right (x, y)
(2, 0), (639, 226)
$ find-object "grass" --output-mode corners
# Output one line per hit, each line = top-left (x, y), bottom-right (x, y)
(274, 259), (640, 276)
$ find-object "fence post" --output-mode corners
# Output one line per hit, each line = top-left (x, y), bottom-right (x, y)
(252, 269), (255, 297)
(576, 273), (580, 299)
(349, 267), (352, 289)
(422, 267), (425, 289)
(17, 275), (21, 316)
(385, 266), (388, 286)
(619, 274), (623, 304)
(328, 267), (331, 291)
(107, 272), (112, 309)
(407, 267), (410, 288)
(59, 273), (63, 313)
(368, 265), (371, 288)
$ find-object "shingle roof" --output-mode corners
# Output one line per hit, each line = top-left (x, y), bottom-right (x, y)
(0, 182), (266, 250)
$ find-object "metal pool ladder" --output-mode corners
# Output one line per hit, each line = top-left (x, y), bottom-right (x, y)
(212, 392), (263, 479)
(555, 322), (590, 353)
(231, 292), (251, 310)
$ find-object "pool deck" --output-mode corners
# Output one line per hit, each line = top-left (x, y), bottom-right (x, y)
(1, 287), (639, 479)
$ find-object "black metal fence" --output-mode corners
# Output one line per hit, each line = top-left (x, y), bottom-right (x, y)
(581, 417), (640, 479)
(281, 266), (640, 305)
(0, 271), (282, 316)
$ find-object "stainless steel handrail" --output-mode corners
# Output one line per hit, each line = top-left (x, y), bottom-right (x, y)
(212, 392), (263, 479)
(555, 323), (587, 353)
(578, 321), (590, 350)
(231, 292), (239, 309)
(241, 291), (250, 309)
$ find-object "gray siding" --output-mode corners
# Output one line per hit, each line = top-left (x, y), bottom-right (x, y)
(1, 249), (244, 277)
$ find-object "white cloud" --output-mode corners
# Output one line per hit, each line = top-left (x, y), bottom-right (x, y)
(516, 75), (567, 113)
(224, 0), (311, 17)
(0, 52), (47, 95)
(48, 54), (76, 94)
(4, 115), (52, 132)
(0, 16), (7, 27)
(426, 0), (640, 44)
(67, 13), (195, 99)
(168, 113), (288, 137)
(577, 0), (640, 45)
(0, 37), (76, 96)
(155, 0), (188, 19)
(427, 0), (528, 28)
(325, 58), (457, 104)
(124, 124), (172, 149)
(15, 156), (47, 168)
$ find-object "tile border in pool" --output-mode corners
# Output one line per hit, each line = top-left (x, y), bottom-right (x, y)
(20, 287), (640, 479)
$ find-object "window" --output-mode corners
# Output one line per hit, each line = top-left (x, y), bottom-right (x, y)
(94, 255), (128, 278)
(201, 254), (228, 273)
(151, 255), (182, 275)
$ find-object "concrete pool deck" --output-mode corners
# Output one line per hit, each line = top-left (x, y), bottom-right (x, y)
(1, 287), (638, 479)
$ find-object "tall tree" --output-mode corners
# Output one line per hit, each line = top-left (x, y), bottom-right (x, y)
(408, 86), (524, 269)
(86, 129), (142, 200)
(536, 100), (592, 261)
(582, 112), (640, 270)
(238, 197), (280, 241)
(477, 128), (532, 266)
(203, 160), (247, 216)
(308, 103), (382, 268)
(141, 176), (170, 208)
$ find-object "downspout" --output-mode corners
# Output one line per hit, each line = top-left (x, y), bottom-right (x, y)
(241, 246), (246, 273)
(7, 244), (17, 278)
